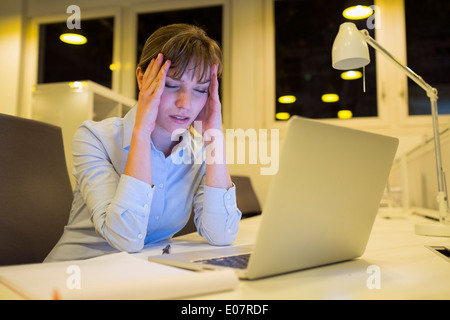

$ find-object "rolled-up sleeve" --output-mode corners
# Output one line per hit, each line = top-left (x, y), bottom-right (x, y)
(100, 175), (154, 252)
(73, 125), (153, 253)
(193, 177), (242, 246)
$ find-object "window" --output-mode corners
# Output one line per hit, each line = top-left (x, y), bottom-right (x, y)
(405, 0), (450, 115)
(137, 6), (223, 99)
(38, 17), (114, 88)
(274, 0), (377, 120)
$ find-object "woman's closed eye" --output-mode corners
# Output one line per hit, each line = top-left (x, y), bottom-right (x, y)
(165, 83), (208, 95)
(194, 88), (208, 94)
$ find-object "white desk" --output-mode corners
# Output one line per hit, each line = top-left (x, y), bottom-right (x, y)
(194, 212), (450, 300)
(1, 213), (450, 300)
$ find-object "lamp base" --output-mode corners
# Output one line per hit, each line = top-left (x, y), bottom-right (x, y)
(415, 222), (450, 237)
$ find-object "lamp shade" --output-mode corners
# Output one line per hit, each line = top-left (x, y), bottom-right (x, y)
(332, 22), (370, 70)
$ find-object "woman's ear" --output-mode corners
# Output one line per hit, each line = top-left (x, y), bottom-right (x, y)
(136, 67), (144, 90)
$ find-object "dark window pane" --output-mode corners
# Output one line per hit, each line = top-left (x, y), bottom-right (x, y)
(38, 18), (114, 88)
(137, 6), (223, 99)
(274, 0), (377, 120)
(405, 0), (450, 115)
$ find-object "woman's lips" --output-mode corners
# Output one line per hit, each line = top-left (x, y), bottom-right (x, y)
(169, 115), (190, 124)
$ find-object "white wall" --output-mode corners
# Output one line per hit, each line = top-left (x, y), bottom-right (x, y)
(0, 0), (447, 208)
(0, 0), (24, 115)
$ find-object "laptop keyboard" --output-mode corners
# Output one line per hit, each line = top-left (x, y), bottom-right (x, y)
(194, 253), (251, 269)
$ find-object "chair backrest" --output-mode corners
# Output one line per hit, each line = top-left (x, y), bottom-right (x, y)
(231, 175), (261, 217)
(0, 113), (73, 265)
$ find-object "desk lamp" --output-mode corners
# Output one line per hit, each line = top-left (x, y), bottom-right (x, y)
(331, 22), (450, 237)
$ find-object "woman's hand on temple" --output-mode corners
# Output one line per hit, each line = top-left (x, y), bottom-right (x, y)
(196, 64), (222, 134)
(135, 53), (171, 136)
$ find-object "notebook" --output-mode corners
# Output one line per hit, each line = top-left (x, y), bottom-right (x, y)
(149, 117), (399, 280)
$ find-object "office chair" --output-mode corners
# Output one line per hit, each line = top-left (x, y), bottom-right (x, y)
(230, 175), (262, 218)
(0, 113), (73, 266)
(174, 175), (261, 237)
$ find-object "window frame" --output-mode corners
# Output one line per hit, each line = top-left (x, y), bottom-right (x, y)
(264, 0), (449, 134)
(37, 16), (116, 88)
(397, 0), (450, 128)
(21, 7), (122, 118)
(20, 0), (449, 136)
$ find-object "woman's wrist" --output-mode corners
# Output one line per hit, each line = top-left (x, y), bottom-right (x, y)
(132, 123), (154, 141)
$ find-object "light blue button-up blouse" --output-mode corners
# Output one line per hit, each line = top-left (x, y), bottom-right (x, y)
(45, 106), (241, 262)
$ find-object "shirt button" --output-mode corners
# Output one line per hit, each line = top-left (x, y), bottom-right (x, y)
(155, 216), (160, 220)
(144, 204), (149, 209)
(159, 183), (164, 189)
(137, 233), (143, 240)
(147, 192), (152, 198)
(226, 194), (231, 200)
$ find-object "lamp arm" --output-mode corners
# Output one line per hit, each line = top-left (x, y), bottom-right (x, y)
(359, 29), (449, 223)
(360, 30), (438, 100)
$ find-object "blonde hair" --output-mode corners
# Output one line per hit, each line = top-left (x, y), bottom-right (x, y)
(138, 24), (223, 81)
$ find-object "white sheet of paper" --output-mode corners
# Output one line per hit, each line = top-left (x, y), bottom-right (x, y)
(0, 252), (238, 300)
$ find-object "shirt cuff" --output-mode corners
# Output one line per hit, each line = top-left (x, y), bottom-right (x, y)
(203, 183), (237, 215)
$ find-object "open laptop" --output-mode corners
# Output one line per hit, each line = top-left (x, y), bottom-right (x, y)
(148, 117), (399, 280)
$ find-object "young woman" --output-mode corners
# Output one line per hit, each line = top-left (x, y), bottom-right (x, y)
(45, 24), (241, 262)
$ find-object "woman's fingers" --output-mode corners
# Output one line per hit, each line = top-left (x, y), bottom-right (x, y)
(142, 53), (165, 91)
(207, 64), (221, 112)
(140, 58), (171, 103)
(151, 59), (171, 97)
(135, 58), (170, 134)
(208, 64), (220, 101)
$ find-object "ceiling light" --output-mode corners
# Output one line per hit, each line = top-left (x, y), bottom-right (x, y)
(278, 95), (296, 104)
(337, 110), (353, 119)
(275, 112), (291, 120)
(341, 70), (362, 80)
(60, 33), (87, 45)
(321, 93), (339, 103)
(343, 5), (373, 20)
(69, 81), (87, 90)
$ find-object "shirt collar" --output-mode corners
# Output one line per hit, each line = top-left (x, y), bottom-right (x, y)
(122, 104), (137, 150)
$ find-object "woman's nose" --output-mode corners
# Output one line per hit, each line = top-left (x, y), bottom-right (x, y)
(175, 91), (192, 109)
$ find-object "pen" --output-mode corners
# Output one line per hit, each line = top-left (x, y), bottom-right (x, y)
(162, 244), (171, 254)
